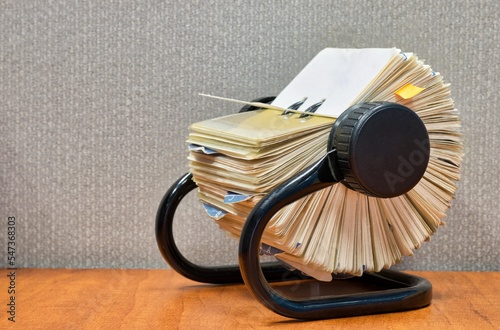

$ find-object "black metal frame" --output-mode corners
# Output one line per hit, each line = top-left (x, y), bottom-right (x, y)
(155, 97), (432, 320)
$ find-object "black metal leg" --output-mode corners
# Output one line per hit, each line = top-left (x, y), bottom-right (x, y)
(238, 178), (433, 319)
(155, 172), (298, 284)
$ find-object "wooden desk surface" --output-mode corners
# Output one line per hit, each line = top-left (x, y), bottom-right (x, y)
(4, 269), (499, 329)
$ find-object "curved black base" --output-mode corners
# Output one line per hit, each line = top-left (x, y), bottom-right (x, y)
(155, 173), (432, 319)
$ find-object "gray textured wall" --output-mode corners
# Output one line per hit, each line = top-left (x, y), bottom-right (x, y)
(1, 0), (499, 271)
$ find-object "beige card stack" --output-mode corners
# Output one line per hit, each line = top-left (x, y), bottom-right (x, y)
(187, 48), (463, 281)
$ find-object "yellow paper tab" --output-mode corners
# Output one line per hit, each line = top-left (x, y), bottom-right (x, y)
(395, 84), (425, 99)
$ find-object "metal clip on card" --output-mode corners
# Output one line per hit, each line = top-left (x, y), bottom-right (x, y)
(155, 97), (432, 320)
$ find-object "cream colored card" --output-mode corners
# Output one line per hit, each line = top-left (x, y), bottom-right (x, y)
(271, 48), (402, 117)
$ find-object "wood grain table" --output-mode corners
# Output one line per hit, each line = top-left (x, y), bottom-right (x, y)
(3, 269), (499, 329)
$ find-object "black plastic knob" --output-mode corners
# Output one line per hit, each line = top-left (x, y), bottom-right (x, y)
(328, 102), (430, 198)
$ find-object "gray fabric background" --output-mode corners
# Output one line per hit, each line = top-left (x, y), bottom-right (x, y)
(1, 0), (499, 271)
